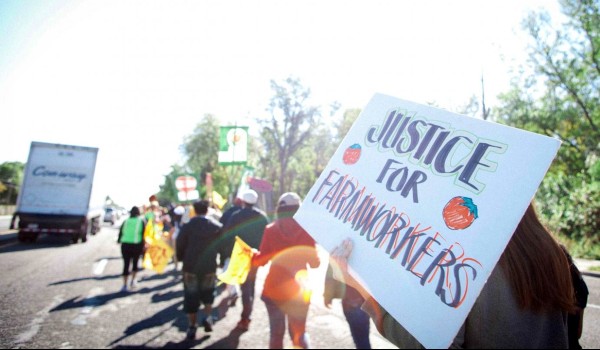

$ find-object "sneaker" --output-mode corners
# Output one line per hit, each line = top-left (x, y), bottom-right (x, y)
(129, 280), (138, 290)
(185, 326), (197, 341)
(236, 319), (250, 331)
(120, 285), (128, 293)
(202, 317), (213, 333)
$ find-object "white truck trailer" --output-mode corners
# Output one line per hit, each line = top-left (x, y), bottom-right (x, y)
(14, 142), (104, 243)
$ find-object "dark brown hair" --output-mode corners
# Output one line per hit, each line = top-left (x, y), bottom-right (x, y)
(499, 203), (576, 313)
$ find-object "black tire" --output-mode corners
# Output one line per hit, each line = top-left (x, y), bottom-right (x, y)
(18, 232), (28, 243)
(79, 221), (89, 243)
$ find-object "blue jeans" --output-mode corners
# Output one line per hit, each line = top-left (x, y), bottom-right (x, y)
(342, 302), (371, 349)
(240, 267), (258, 321)
(263, 297), (310, 349)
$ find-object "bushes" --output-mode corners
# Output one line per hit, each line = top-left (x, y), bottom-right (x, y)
(537, 171), (600, 259)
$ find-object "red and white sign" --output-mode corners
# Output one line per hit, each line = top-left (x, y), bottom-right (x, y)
(175, 175), (199, 202)
(249, 177), (273, 193)
(175, 176), (197, 192)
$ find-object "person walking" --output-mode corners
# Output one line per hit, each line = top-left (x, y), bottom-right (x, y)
(117, 206), (146, 292)
(176, 200), (224, 341)
(220, 196), (242, 227)
(330, 203), (577, 349)
(222, 189), (269, 331)
(168, 205), (185, 271)
(324, 263), (371, 349)
(219, 196), (243, 305)
(254, 192), (320, 349)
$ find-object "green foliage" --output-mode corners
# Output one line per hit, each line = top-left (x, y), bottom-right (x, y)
(0, 161), (24, 204)
(494, 0), (600, 257)
(537, 172), (600, 258)
(159, 115), (235, 204)
(257, 77), (323, 197)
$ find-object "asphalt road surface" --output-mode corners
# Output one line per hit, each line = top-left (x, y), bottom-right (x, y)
(0, 222), (598, 349)
(0, 223), (395, 349)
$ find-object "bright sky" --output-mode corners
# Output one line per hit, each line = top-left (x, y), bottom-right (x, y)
(0, 0), (561, 208)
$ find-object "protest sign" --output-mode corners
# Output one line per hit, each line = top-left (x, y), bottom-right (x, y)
(218, 126), (249, 165)
(294, 93), (560, 348)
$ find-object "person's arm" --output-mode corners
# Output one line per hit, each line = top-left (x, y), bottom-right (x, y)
(176, 223), (188, 262)
(253, 228), (274, 267)
(330, 239), (466, 349)
(323, 263), (340, 308)
(117, 222), (125, 243)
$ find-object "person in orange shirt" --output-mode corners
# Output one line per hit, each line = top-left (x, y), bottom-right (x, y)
(254, 193), (320, 349)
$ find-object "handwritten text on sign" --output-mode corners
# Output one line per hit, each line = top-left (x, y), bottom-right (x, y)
(295, 94), (560, 348)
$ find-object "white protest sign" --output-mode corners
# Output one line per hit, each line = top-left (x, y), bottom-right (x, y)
(294, 93), (560, 349)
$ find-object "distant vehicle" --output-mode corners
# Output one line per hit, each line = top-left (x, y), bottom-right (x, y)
(14, 142), (104, 243)
(103, 207), (120, 225)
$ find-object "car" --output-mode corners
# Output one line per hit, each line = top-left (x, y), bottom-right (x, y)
(103, 207), (120, 225)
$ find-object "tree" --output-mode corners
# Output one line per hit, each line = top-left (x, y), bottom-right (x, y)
(157, 164), (187, 204)
(258, 77), (322, 196)
(0, 162), (24, 205)
(336, 108), (361, 140)
(493, 0), (600, 257)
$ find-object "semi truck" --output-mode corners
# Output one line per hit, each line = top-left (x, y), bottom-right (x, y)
(14, 142), (104, 243)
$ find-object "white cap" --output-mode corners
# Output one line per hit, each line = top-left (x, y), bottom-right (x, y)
(278, 192), (301, 207)
(241, 190), (259, 205)
(174, 206), (185, 215)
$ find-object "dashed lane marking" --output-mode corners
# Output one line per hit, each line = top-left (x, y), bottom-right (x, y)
(92, 259), (108, 276)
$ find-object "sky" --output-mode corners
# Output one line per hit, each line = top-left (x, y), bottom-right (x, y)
(0, 0), (562, 209)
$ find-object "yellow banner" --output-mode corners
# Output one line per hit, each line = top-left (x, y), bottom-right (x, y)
(212, 191), (228, 210)
(218, 236), (254, 285)
(143, 226), (174, 274)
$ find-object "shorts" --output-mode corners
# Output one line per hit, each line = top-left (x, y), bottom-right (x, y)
(183, 272), (216, 313)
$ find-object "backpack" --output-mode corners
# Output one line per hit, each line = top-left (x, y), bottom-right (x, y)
(562, 247), (589, 350)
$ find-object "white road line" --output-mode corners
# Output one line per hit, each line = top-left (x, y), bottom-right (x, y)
(588, 304), (600, 310)
(92, 259), (108, 276)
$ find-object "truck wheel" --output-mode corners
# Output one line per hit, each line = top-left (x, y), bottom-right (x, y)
(18, 232), (28, 243)
(91, 218), (100, 235)
(79, 222), (89, 243)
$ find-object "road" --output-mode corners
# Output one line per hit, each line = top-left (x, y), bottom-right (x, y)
(0, 223), (395, 349)
(0, 222), (598, 349)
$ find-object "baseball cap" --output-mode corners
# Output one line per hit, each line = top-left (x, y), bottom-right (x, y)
(241, 190), (259, 205)
(278, 192), (301, 207)
(174, 206), (185, 215)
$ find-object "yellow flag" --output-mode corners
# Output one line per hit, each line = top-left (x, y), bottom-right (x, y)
(143, 236), (174, 274)
(212, 191), (228, 210)
(218, 236), (254, 285)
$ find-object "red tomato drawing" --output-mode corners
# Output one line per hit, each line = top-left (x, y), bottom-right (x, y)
(343, 144), (362, 165)
(442, 196), (479, 230)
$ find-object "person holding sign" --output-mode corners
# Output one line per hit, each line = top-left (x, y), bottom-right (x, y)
(221, 189), (270, 331)
(329, 203), (576, 349)
(254, 193), (321, 349)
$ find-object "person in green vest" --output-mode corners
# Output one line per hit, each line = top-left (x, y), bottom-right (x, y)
(118, 206), (147, 292)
